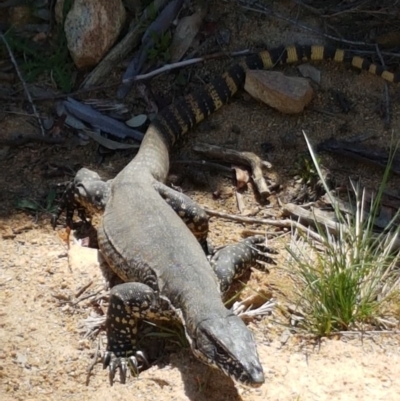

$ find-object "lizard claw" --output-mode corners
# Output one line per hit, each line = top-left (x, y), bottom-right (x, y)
(119, 358), (128, 384)
(103, 350), (150, 385)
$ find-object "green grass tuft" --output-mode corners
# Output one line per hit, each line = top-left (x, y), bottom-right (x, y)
(287, 132), (400, 336)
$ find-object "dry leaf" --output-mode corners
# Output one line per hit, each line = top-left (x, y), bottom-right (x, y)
(58, 227), (71, 249)
(170, 6), (207, 62)
(233, 165), (250, 190)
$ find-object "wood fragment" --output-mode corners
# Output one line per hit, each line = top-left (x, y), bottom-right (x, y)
(235, 191), (246, 214)
(194, 143), (272, 198)
(241, 229), (284, 238)
(2, 230), (16, 239)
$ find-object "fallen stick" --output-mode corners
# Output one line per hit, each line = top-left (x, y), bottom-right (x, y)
(282, 202), (343, 236)
(194, 142), (272, 198)
(0, 31), (46, 136)
(204, 208), (324, 242)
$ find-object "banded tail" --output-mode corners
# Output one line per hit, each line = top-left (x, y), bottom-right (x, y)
(135, 44), (399, 181)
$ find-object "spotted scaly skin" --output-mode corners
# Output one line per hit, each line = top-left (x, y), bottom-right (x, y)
(53, 44), (399, 387)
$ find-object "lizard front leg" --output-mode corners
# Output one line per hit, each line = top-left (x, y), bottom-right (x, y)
(104, 282), (176, 385)
(51, 169), (210, 250)
(152, 181), (209, 250)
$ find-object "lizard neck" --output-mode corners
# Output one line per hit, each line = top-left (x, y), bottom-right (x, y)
(127, 123), (171, 182)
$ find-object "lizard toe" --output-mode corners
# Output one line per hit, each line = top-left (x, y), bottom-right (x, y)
(103, 349), (150, 385)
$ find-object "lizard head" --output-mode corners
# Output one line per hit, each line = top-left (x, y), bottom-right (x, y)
(189, 314), (265, 387)
(71, 168), (110, 214)
(74, 180), (110, 213)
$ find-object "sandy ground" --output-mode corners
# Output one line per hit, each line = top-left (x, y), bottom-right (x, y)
(1, 233), (400, 401)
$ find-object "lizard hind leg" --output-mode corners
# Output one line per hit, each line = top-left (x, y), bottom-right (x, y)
(210, 235), (277, 294)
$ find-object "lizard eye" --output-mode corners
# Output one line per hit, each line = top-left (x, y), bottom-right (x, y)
(214, 344), (226, 357)
(75, 183), (87, 197)
(94, 194), (103, 204)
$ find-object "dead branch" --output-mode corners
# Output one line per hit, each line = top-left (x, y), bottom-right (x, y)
(282, 203), (343, 236)
(194, 142), (272, 198)
(235, 191), (246, 214)
(204, 208), (324, 242)
(0, 31), (46, 136)
(241, 228), (286, 238)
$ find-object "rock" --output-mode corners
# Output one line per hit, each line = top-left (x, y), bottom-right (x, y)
(298, 63), (321, 84)
(64, 0), (126, 69)
(244, 70), (314, 114)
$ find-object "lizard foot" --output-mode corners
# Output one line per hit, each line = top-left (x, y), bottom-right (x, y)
(103, 349), (149, 385)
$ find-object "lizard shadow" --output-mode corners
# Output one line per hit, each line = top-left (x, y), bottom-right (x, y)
(167, 349), (243, 401)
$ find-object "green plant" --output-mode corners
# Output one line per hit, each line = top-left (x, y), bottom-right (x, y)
(5, 27), (74, 92)
(16, 189), (57, 215)
(139, 320), (188, 349)
(294, 153), (320, 185)
(286, 132), (400, 336)
(147, 30), (172, 62)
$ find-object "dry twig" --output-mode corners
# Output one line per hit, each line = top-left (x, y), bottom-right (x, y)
(75, 280), (94, 299)
(122, 49), (251, 84)
(204, 208), (324, 242)
(86, 338), (102, 386)
(0, 31), (46, 136)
